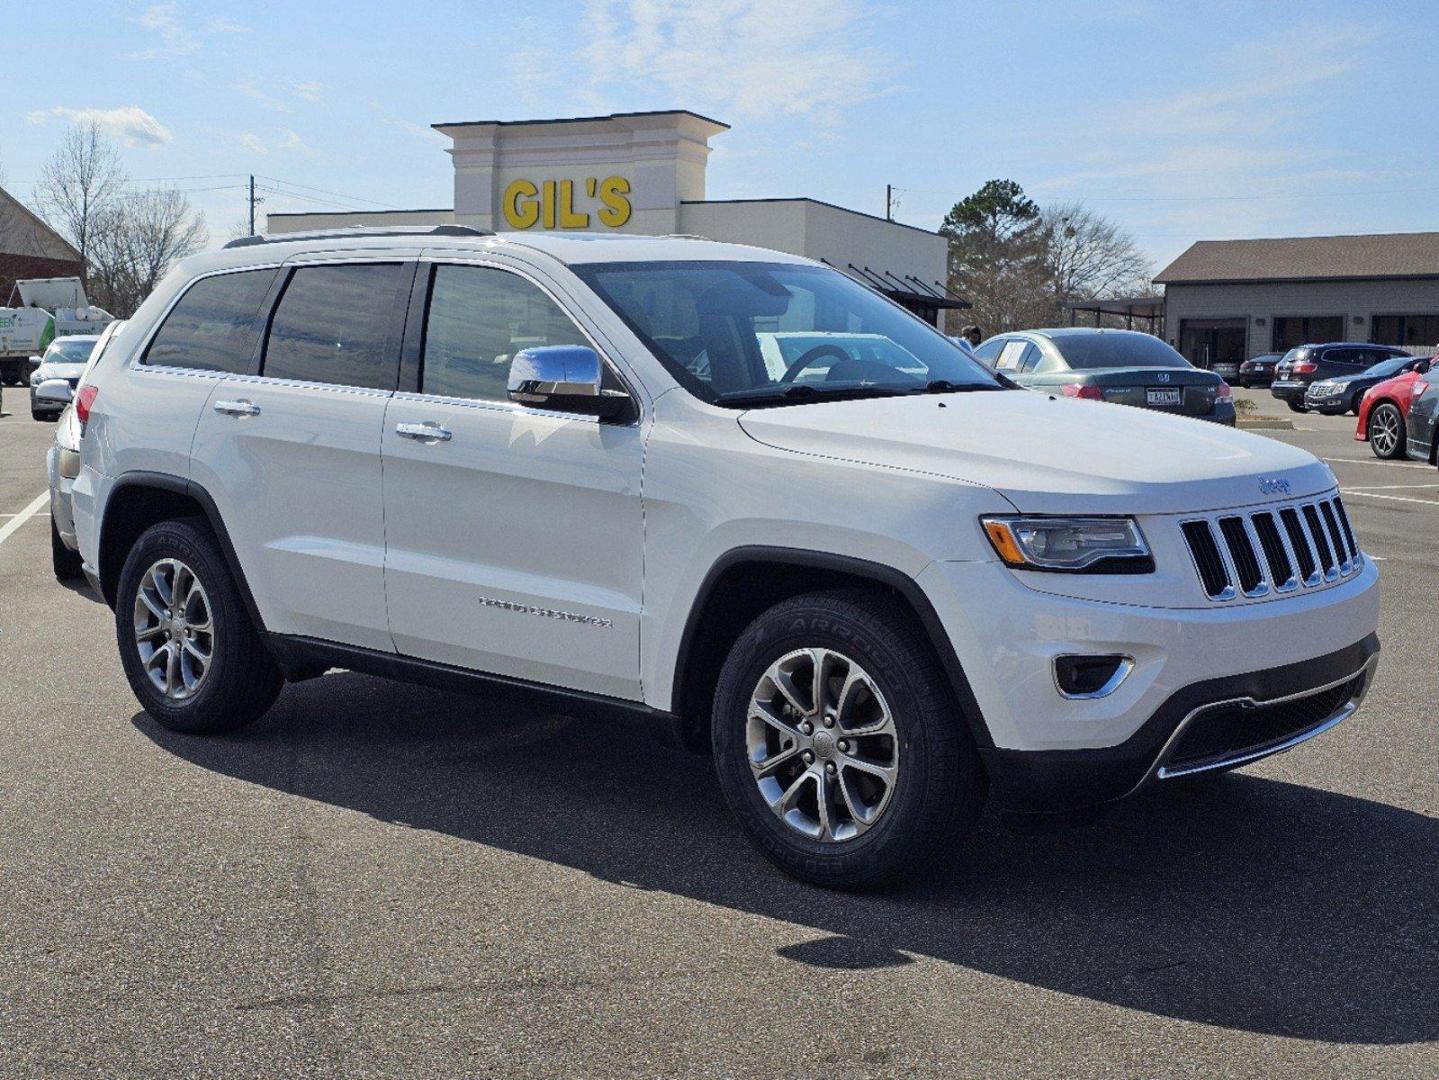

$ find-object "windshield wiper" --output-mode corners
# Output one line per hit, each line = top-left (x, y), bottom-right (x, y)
(917, 379), (1007, 394)
(716, 384), (914, 408)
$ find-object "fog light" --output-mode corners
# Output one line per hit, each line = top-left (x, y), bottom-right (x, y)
(1054, 654), (1134, 699)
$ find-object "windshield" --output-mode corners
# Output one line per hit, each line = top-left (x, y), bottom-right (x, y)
(572, 261), (999, 406)
(1049, 333), (1191, 370)
(1360, 355), (1414, 379)
(44, 338), (98, 364)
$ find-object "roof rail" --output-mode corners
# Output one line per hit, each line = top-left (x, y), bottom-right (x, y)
(223, 224), (493, 249)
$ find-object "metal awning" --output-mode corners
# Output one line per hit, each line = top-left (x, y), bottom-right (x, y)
(1063, 294), (1164, 328)
(822, 260), (970, 310)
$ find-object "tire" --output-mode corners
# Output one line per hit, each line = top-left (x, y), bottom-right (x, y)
(1368, 402), (1406, 460)
(1287, 400), (1307, 413)
(711, 588), (985, 889)
(1350, 393), (1365, 416)
(114, 517), (282, 734)
(51, 516), (83, 581)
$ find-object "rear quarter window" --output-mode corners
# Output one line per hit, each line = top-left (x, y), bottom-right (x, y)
(142, 269), (277, 374)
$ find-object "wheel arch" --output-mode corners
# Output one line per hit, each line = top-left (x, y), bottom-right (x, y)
(98, 472), (265, 635)
(669, 546), (994, 754)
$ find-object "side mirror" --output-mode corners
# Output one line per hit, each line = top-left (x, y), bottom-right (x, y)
(507, 345), (630, 418)
(34, 378), (74, 405)
(29, 355), (43, 367)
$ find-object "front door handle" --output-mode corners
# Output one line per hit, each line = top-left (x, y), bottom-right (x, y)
(396, 421), (452, 443)
(213, 399), (260, 417)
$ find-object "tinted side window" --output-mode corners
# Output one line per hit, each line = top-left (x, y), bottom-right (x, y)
(142, 269), (275, 374)
(262, 263), (405, 389)
(421, 264), (589, 402)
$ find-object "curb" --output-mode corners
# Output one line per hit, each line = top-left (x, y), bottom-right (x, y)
(1237, 416), (1295, 430)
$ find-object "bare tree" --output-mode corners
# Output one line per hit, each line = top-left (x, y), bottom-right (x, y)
(35, 121), (125, 263)
(89, 189), (208, 316)
(1042, 201), (1151, 307)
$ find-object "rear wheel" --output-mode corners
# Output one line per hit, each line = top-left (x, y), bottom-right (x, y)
(51, 517), (83, 581)
(115, 518), (282, 734)
(1368, 403), (1406, 459)
(711, 588), (985, 889)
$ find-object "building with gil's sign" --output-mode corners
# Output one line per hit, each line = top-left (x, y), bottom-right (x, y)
(269, 110), (965, 326)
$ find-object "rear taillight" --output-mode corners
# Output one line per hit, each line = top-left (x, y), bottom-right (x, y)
(1061, 384), (1104, 400)
(1216, 382), (1232, 397)
(75, 384), (99, 424)
(1292, 361), (1317, 375)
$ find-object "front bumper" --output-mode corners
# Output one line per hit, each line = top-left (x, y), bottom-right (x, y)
(981, 639), (1378, 810)
(1270, 380), (1308, 404)
(46, 446), (78, 550)
(1306, 387), (1354, 413)
(916, 555), (1381, 808)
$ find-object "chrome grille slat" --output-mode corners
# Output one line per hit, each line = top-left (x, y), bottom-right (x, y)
(1181, 494), (1360, 603)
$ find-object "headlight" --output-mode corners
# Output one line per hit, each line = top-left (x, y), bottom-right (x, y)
(30, 370), (45, 387)
(981, 516), (1152, 573)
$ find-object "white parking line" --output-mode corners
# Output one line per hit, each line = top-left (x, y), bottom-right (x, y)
(0, 492), (49, 546)
(1324, 456), (1433, 470)
(1344, 483), (1439, 490)
(1341, 490), (1439, 507)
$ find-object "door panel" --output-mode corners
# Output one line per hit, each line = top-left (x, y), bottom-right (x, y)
(380, 261), (644, 699)
(187, 259), (410, 650)
(381, 399), (644, 697)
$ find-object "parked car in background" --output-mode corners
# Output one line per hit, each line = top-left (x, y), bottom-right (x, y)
(28, 333), (102, 420)
(1270, 343), (1411, 412)
(1355, 362), (1433, 459)
(1305, 353), (1432, 416)
(1237, 352), (1285, 388)
(974, 327), (1235, 424)
(1210, 357), (1241, 381)
(1403, 369), (1439, 465)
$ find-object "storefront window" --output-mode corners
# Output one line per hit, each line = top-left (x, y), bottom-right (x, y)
(1371, 314), (1439, 349)
(1271, 316), (1344, 351)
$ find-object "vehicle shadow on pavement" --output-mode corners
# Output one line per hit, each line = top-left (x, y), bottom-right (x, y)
(133, 672), (1438, 1046)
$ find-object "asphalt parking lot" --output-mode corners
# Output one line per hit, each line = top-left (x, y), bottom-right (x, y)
(1, 398), (1434, 1079)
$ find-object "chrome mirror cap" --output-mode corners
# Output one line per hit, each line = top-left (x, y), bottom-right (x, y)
(34, 378), (74, 405)
(507, 346), (629, 418)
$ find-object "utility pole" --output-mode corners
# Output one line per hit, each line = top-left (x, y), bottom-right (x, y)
(248, 175), (258, 236)
(885, 184), (892, 221)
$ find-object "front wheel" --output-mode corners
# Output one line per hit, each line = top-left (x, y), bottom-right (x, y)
(115, 518), (282, 734)
(1368, 402), (1406, 459)
(711, 588), (985, 889)
(1287, 400), (1307, 413)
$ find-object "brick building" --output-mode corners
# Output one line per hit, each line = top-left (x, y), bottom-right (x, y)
(0, 186), (84, 304)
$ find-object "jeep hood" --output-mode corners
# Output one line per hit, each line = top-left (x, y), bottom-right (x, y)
(737, 390), (1334, 515)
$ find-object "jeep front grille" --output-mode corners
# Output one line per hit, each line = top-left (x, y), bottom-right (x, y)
(1181, 495), (1360, 601)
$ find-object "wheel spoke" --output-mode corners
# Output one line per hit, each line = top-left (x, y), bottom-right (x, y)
(813, 769), (835, 841)
(751, 742), (801, 779)
(181, 637), (211, 664)
(137, 588), (167, 623)
(776, 769), (813, 815)
(843, 753), (896, 784)
(750, 698), (801, 740)
(836, 770), (874, 832)
(135, 623), (167, 642)
(772, 666), (811, 717)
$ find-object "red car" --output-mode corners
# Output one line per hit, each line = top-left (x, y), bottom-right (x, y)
(1355, 359), (1434, 458)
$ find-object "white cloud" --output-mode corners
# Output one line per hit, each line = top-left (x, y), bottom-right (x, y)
(28, 105), (173, 146)
(292, 82), (324, 104)
(277, 128), (303, 150)
(234, 80), (326, 111)
(578, 0), (893, 123)
(129, 2), (198, 60)
(206, 15), (248, 34)
(239, 132), (268, 155)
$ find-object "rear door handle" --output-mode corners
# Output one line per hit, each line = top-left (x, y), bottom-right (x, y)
(213, 399), (260, 417)
(396, 421), (452, 443)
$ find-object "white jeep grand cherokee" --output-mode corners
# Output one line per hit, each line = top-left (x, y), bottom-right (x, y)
(73, 227), (1380, 888)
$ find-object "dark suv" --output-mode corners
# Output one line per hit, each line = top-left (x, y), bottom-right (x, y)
(1270, 342), (1411, 413)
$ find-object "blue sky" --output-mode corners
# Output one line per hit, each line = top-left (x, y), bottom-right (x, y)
(4, 0), (1436, 272)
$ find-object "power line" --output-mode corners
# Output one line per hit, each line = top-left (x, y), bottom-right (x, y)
(257, 174), (401, 210)
(893, 183), (1439, 204)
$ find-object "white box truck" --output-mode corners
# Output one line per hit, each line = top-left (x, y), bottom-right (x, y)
(0, 277), (113, 385)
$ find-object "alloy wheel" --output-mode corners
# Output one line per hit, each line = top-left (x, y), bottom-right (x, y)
(133, 558), (214, 701)
(746, 648), (899, 843)
(1370, 406), (1400, 457)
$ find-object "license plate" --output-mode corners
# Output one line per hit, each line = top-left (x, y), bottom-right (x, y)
(1147, 388), (1182, 406)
